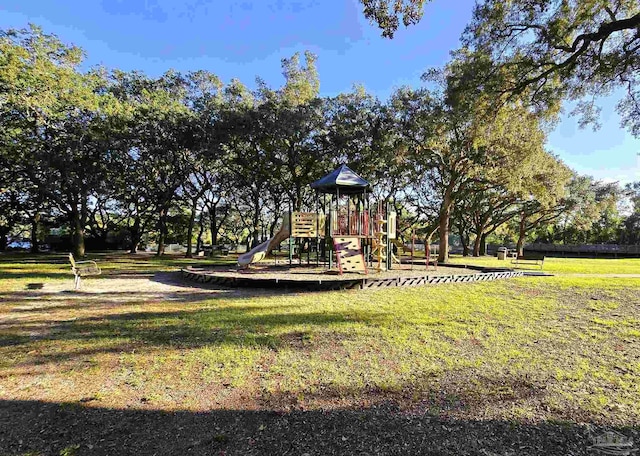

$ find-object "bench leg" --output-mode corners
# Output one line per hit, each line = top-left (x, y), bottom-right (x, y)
(74, 275), (81, 290)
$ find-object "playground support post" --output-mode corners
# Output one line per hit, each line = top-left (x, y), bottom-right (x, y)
(347, 194), (351, 235)
(315, 190), (320, 267)
(411, 229), (415, 271)
(288, 206), (293, 267)
(426, 237), (430, 271)
(323, 193), (328, 269)
(386, 201), (392, 271)
(330, 187), (340, 269)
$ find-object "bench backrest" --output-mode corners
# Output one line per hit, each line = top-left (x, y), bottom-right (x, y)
(68, 253), (76, 268)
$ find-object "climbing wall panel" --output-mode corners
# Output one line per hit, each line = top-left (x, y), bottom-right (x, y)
(333, 237), (367, 274)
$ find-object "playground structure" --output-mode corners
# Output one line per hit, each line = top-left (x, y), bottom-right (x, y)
(187, 165), (535, 289)
(237, 164), (398, 274)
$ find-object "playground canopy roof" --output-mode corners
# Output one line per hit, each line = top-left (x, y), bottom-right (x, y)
(310, 164), (370, 195)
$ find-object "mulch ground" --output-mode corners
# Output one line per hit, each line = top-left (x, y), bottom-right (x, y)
(187, 263), (476, 282)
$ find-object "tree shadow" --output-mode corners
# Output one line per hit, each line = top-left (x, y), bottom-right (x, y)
(1, 399), (637, 455)
(0, 251), (234, 280)
(0, 270), (70, 281)
(0, 302), (390, 367)
(0, 271), (304, 306)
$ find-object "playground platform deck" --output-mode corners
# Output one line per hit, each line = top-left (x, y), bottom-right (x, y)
(181, 263), (526, 291)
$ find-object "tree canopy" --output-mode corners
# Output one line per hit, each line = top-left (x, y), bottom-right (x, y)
(360, 0), (640, 136)
(1, 24), (636, 260)
(359, 0), (428, 38)
(463, 0), (640, 135)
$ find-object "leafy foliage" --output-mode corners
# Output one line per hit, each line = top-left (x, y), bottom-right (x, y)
(0, 24), (636, 258)
(359, 0), (429, 38)
(465, 1), (640, 135)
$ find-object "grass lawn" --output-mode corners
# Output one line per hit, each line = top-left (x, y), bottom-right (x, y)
(446, 254), (640, 274)
(1, 252), (639, 455)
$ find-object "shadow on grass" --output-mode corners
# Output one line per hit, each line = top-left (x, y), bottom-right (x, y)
(0, 291), (223, 310)
(0, 271), (70, 281)
(0, 268), (221, 282)
(1, 399), (636, 455)
(0, 271), (324, 309)
(0, 251), (235, 265)
(0, 251), (235, 285)
(0, 303), (390, 365)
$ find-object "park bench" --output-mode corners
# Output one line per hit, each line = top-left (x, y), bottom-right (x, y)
(511, 253), (545, 270)
(213, 245), (230, 256)
(68, 253), (101, 290)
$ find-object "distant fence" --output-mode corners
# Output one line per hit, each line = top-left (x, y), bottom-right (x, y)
(526, 243), (640, 257)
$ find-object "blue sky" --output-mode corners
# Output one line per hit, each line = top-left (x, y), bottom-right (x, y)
(1, 0), (638, 184)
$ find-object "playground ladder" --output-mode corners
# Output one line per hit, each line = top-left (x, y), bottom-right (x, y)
(371, 215), (388, 272)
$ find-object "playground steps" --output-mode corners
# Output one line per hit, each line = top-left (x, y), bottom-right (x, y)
(333, 237), (368, 274)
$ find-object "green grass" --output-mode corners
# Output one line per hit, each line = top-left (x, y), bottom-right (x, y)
(446, 254), (640, 274)
(0, 251), (230, 291)
(0, 252), (639, 426)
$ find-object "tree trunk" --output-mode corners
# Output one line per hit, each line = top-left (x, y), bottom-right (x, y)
(457, 222), (470, 256)
(79, 192), (88, 256)
(30, 214), (40, 254)
(196, 212), (206, 253)
(0, 227), (9, 251)
(156, 207), (167, 256)
(252, 193), (260, 248)
(185, 199), (198, 258)
(269, 212), (280, 238)
(129, 217), (141, 253)
(472, 219), (488, 256)
(473, 234), (482, 257)
(295, 186), (302, 212)
(479, 233), (488, 256)
(438, 189), (453, 263)
(516, 214), (526, 256)
(438, 203), (451, 263)
(71, 207), (85, 258)
(210, 204), (218, 247)
(73, 211), (85, 258)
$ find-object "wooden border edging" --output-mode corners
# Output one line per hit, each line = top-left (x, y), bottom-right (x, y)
(180, 269), (526, 291)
